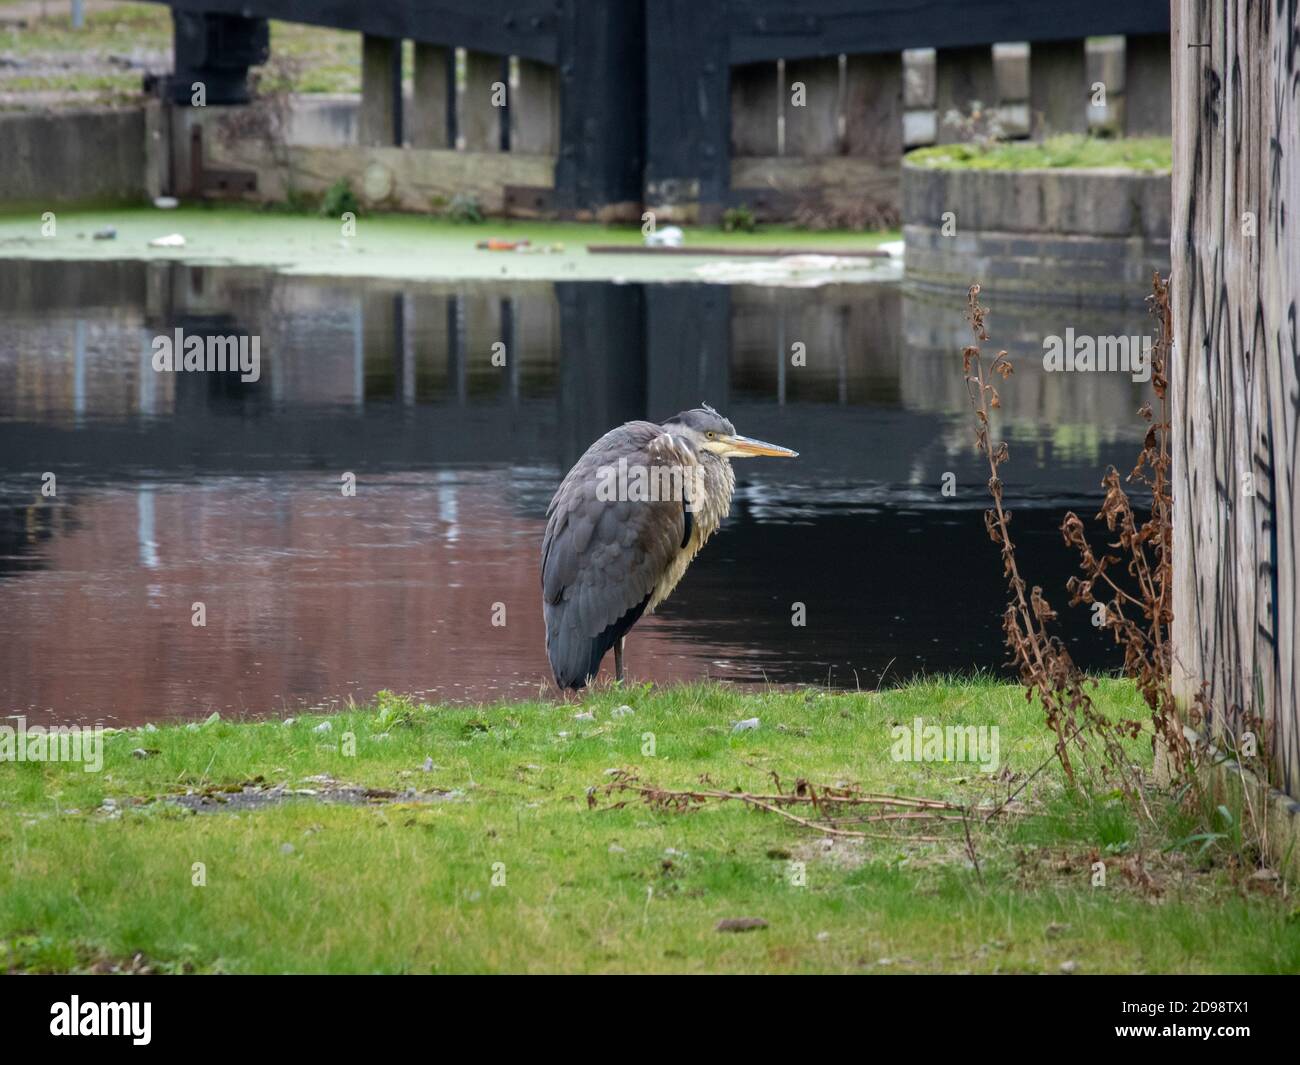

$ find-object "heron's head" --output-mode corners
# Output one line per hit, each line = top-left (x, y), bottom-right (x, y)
(663, 404), (798, 459)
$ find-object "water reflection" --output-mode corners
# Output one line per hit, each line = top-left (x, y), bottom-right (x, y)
(0, 261), (1156, 724)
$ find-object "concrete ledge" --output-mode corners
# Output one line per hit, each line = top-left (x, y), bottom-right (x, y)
(0, 109), (148, 208)
(902, 161), (1170, 307)
(730, 156), (899, 228)
(904, 163), (1169, 238)
(170, 106), (556, 215)
(207, 140), (555, 216)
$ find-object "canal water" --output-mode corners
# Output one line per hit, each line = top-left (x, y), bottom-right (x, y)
(0, 260), (1157, 725)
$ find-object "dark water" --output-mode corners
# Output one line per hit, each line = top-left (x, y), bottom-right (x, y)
(0, 260), (1157, 725)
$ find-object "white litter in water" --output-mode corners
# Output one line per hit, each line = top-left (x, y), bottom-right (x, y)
(148, 233), (186, 248)
(645, 225), (684, 247)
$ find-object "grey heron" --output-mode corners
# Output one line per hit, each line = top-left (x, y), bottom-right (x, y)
(541, 405), (797, 689)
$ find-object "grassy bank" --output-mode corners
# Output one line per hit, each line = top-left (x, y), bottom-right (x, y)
(0, 2), (363, 103)
(907, 134), (1172, 173)
(0, 205), (898, 283)
(1, 679), (1295, 974)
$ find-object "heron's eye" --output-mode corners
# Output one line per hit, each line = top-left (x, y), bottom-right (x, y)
(706, 431), (715, 439)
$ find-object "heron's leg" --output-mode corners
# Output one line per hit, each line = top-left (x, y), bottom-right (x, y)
(614, 638), (625, 683)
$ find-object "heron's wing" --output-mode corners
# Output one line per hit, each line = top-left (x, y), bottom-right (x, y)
(542, 422), (693, 687)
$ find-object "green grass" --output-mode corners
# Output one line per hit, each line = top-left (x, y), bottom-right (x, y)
(0, 3), (366, 102)
(0, 204), (898, 283)
(0, 2), (168, 52)
(907, 135), (1172, 173)
(2, 678), (1296, 974)
(0, 2), (168, 102)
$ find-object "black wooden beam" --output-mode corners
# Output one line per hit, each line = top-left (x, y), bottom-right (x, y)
(165, 11), (268, 104)
(147, 0), (561, 63)
(643, 0), (730, 218)
(554, 0), (645, 216)
(729, 0), (1171, 63)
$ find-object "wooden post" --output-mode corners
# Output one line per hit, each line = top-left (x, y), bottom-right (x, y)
(1171, 3), (1300, 793)
(359, 34), (400, 147)
(556, 283), (647, 465)
(461, 49), (503, 152)
(843, 53), (903, 161)
(1029, 39), (1087, 137)
(645, 285), (730, 420)
(934, 45), (997, 143)
(511, 59), (559, 155)
(409, 43), (450, 149)
(1123, 32), (1170, 135)
(729, 61), (780, 157)
(642, 0), (729, 221)
(554, 0), (644, 219)
(361, 290), (401, 396)
(783, 56), (841, 156)
(167, 11), (268, 106)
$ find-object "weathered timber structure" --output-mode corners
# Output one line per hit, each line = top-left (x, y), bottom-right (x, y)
(1171, 2), (1300, 796)
(143, 0), (1171, 222)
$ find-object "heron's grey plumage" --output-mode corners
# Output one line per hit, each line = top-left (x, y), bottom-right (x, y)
(541, 406), (791, 689)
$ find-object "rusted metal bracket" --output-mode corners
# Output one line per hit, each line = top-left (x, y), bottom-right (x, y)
(503, 185), (554, 216)
(189, 125), (257, 197)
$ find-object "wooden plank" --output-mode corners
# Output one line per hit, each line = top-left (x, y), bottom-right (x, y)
(511, 287), (560, 382)
(1123, 32), (1170, 135)
(586, 244), (887, 257)
(460, 49), (503, 152)
(1171, 2), (1300, 794)
(730, 62), (780, 157)
(410, 291), (450, 401)
(511, 59), (559, 155)
(994, 42), (1028, 103)
(784, 56), (841, 156)
(409, 43), (451, 149)
(1030, 38), (1087, 137)
(843, 52), (903, 161)
(903, 48), (934, 109)
(1086, 36), (1124, 132)
(359, 34), (399, 147)
(934, 45), (997, 143)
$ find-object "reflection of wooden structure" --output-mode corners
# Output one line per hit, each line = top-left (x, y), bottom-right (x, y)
(148, 1), (1169, 222)
(1171, 5), (1299, 795)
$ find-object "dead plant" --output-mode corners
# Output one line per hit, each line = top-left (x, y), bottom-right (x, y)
(961, 275), (1192, 811)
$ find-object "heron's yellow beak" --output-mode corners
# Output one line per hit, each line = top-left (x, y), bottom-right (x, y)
(722, 433), (799, 458)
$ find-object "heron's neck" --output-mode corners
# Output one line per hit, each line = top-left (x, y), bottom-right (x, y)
(696, 452), (735, 538)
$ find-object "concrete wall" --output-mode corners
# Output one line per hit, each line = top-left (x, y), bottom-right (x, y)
(902, 163), (1170, 307)
(282, 93), (360, 147)
(0, 109), (148, 207)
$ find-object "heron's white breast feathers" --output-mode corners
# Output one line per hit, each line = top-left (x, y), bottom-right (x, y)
(648, 432), (700, 467)
(646, 453), (735, 612)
